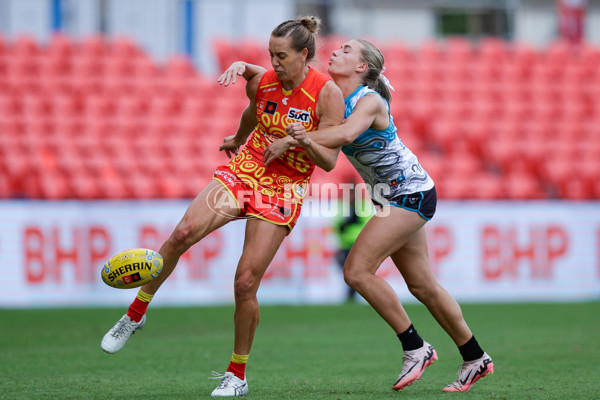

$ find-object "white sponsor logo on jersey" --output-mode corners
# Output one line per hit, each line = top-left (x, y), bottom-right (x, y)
(287, 107), (310, 122)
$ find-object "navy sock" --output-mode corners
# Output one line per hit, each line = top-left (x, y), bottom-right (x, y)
(397, 324), (424, 351)
(458, 335), (485, 362)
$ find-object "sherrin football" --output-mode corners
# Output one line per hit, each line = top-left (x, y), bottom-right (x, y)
(101, 248), (163, 289)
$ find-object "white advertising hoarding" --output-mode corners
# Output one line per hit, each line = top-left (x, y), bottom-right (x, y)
(0, 199), (599, 307)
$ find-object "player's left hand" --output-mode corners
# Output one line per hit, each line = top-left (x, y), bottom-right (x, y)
(217, 61), (247, 86)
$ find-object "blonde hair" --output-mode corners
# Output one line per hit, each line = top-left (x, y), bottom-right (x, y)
(355, 38), (392, 102)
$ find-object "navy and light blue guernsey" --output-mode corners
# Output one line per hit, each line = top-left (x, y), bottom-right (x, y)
(342, 85), (435, 217)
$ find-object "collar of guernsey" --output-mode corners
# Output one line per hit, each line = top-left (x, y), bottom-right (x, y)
(228, 66), (331, 204)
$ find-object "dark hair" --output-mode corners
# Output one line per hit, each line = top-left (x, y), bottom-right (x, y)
(271, 16), (321, 61)
(355, 38), (392, 102)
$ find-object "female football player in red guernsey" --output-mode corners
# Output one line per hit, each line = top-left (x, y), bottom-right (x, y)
(100, 16), (344, 397)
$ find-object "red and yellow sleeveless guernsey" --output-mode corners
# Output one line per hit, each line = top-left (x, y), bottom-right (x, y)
(214, 67), (331, 228)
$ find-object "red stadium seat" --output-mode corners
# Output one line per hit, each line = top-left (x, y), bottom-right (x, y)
(165, 56), (197, 79)
(417, 40), (444, 63)
(109, 36), (143, 59)
(0, 34), (7, 54)
(511, 43), (540, 68)
(47, 34), (74, 59)
(52, 94), (83, 119)
(504, 171), (547, 199)
(103, 56), (135, 79)
(472, 172), (505, 199)
(445, 36), (474, 59)
(13, 35), (40, 57)
(477, 37), (508, 63)
(21, 94), (52, 118)
(544, 40), (573, 67)
(39, 171), (70, 199)
(77, 35), (107, 58)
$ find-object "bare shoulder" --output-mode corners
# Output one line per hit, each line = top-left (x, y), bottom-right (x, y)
(354, 92), (389, 129)
(320, 80), (344, 103)
(245, 71), (265, 101)
(316, 81), (344, 126)
(359, 91), (387, 110)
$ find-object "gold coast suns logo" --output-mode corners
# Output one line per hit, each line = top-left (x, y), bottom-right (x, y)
(258, 98), (277, 115)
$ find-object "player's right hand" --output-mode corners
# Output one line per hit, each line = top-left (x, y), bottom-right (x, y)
(219, 135), (242, 158)
(285, 123), (310, 147)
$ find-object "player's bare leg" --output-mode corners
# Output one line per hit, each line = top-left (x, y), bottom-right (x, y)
(343, 207), (437, 390)
(343, 207), (426, 334)
(146, 179), (241, 294)
(391, 227), (473, 346)
(392, 225), (492, 392)
(232, 218), (288, 354)
(211, 218), (288, 397)
(102, 179), (240, 354)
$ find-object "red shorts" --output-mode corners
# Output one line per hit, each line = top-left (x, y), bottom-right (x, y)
(213, 167), (302, 231)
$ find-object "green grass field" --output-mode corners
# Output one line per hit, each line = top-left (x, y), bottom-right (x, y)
(1, 302), (599, 400)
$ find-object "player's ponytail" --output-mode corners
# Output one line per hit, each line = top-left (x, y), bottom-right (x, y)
(356, 39), (392, 103)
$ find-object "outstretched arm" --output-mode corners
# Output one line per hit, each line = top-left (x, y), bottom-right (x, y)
(217, 61), (267, 86)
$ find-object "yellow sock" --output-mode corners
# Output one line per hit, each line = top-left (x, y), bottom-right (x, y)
(136, 289), (154, 302)
(231, 352), (249, 364)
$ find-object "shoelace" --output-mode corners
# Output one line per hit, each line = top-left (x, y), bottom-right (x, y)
(208, 371), (232, 389)
(110, 319), (134, 339)
(209, 371), (225, 379)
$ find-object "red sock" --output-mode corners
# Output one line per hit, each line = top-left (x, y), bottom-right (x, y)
(227, 361), (246, 380)
(127, 297), (149, 322)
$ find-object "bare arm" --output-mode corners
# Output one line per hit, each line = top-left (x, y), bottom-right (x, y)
(306, 93), (384, 148)
(297, 81), (345, 171)
(217, 61), (267, 86)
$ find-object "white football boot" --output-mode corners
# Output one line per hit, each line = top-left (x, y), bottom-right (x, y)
(392, 341), (438, 390)
(443, 352), (494, 392)
(101, 314), (146, 354)
(210, 371), (248, 397)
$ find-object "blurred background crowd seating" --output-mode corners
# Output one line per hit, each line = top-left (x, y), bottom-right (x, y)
(1, 33), (598, 200)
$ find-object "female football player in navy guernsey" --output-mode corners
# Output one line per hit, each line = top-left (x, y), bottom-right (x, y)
(226, 38), (494, 393)
(100, 16), (344, 397)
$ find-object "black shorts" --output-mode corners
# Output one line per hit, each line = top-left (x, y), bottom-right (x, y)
(374, 186), (437, 221)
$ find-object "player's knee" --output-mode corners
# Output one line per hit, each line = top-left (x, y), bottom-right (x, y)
(234, 272), (259, 301)
(343, 264), (362, 290)
(407, 281), (440, 303)
(166, 223), (195, 254)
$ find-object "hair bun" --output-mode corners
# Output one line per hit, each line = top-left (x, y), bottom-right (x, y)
(299, 16), (321, 34)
